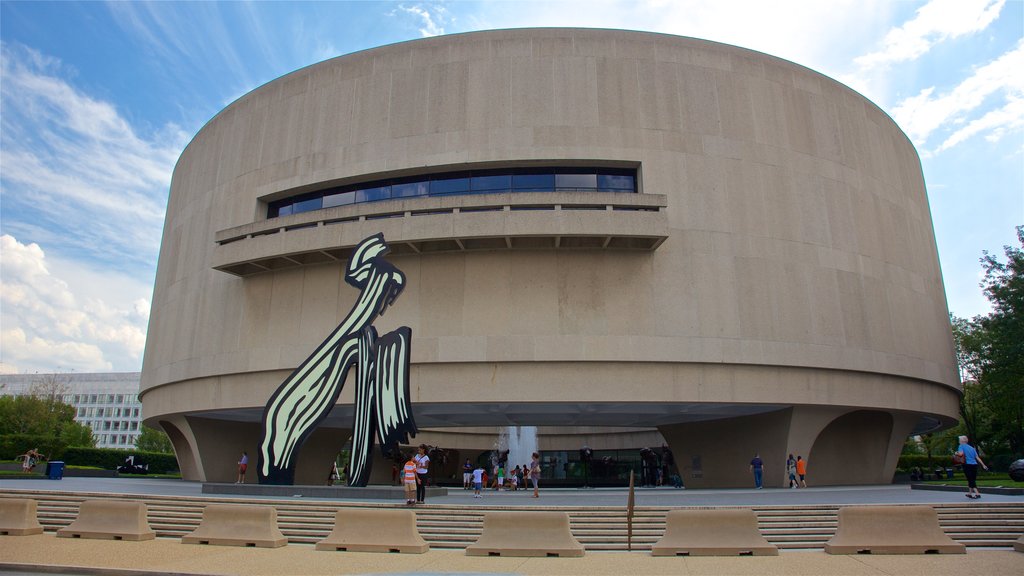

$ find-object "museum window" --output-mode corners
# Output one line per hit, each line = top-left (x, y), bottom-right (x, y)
(267, 166), (637, 219)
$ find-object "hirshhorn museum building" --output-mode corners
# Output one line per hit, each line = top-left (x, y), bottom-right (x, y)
(140, 28), (960, 487)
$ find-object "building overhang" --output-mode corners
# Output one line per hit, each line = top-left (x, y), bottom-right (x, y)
(212, 192), (668, 277)
(185, 401), (945, 435)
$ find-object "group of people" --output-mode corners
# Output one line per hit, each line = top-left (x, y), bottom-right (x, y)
(748, 453), (807, 489)
(460, 452), (542, 499)
(232, 436), (988, 499)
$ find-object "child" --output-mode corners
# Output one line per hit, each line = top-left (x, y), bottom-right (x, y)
(472, 465), (485, 498)
(403, 454), (418, 505)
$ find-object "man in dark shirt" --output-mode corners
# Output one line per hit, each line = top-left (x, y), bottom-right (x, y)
(750, 453), (765, 489)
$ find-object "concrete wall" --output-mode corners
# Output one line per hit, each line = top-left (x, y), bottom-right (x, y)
(141, 29), (960, 484)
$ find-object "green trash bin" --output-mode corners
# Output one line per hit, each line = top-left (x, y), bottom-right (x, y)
(46, 461), (65, 480)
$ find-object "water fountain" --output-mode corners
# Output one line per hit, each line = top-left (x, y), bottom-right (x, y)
(498, 426), (538, 473)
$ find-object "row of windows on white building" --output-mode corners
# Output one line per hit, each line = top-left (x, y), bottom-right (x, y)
(0, 372), (144, 449)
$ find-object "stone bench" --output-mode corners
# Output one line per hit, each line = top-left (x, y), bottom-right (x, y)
(56, 500), (155, 541)
(466, 511), (584, 557)
(182, 504), (287, 548)
(651, 508), (778, 556)
(315, 508), (428, 553)
(824, 505), (965, 554)
(0, 498), (44, 536)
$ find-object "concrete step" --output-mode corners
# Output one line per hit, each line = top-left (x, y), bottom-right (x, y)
(7, 490), (1023, 551)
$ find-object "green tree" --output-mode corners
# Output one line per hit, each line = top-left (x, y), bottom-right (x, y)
(61, 420), (97, 448)
(951, 226), (1024, 459)
(0, 372), (95, 457)
(0, 394), (75, 436)
(974, 226), (1024, 454)
(135, 425), (173, 453)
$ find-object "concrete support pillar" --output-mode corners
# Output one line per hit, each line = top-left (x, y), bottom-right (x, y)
(658, 408), (793, 489)
(182, 416), (351, 485)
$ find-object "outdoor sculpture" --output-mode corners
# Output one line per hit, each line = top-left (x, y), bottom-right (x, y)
(258, 234), (417, 486)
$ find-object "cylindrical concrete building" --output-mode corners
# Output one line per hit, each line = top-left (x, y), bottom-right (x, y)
(141, 28), (960, 487)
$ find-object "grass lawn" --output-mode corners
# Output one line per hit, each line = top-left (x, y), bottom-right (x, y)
(920, 472), (1022, 487)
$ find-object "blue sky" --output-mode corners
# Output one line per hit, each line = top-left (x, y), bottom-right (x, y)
(1, 0), (1021, 373)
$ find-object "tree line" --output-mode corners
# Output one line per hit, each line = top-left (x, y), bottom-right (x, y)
(943, 225), (1023, 469)
(0, 373), (172, 462)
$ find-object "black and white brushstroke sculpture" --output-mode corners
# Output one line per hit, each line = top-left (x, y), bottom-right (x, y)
(258, 234), (417, 486)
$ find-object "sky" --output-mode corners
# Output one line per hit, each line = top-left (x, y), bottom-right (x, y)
(0, 0), (1021, 374)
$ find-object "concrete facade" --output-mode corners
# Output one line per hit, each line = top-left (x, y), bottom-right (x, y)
(141, 29), (960, 487)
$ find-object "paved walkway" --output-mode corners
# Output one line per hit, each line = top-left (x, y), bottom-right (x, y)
(1, 534), (1022, 576)
(2, 477), (1022, 575)
(2, 476), (1022, 506)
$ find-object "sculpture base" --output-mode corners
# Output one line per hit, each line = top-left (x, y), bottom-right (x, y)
(202, 482), (448, 500)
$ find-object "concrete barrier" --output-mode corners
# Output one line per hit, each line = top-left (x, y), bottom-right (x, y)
(315, 508), (428, 553)
(651, 509), (778, 556)
(1014, 534), (1023, 553)
(56, 500), (155, 541)
(0, 498), (44, 536)
(824, 505), (965, 554)
(182, 504), (287, 548)
(465, 511), (584, 557)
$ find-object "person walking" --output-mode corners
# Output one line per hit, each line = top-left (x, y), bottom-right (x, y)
(749, 453), (765, 489)
(786, 454), (797, 488)
(530, 452), (541, 498)
(236, 451), (248, 484)
(796, 455), (807, 488)
(414, 444), (430, 503)
(956, 435), (989, 499)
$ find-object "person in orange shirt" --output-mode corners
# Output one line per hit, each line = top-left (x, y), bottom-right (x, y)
(796, 456), (807, 488)
(403, 454), (418, 505)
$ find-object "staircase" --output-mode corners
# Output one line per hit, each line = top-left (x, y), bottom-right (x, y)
(4, 490), (1022, 551)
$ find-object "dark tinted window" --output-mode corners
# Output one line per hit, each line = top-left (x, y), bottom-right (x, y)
(294, 197), (322, 213)
(392, 181), (429, 198)
(429, 177), (470, 195)
(323, 191), (356, 208)
(555, 173), (598, 190)
(267, 166), (637, 218)
(471, 174), (512, 192)
(513, 173), (555, 191)
(356, 186), (390, 203)
(598, 174), (635, 191)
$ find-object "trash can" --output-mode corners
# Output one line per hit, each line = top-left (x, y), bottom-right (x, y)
(46, 461), (65, 480)
(946, 467), (954, 479)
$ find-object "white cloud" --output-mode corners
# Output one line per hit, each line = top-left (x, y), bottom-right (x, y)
(936, 94), (1024, 153)
(855, 0), (1004, 69)
(0, 235), (150, 373)
(891, 40), (1024, 151)
(396, 4), (448, 37)
(0, 42), (187, 271)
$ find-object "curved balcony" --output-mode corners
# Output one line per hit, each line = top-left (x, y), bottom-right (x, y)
(213, 192), (668, 277)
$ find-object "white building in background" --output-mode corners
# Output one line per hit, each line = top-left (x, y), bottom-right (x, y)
(0, 372), (143, 449)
